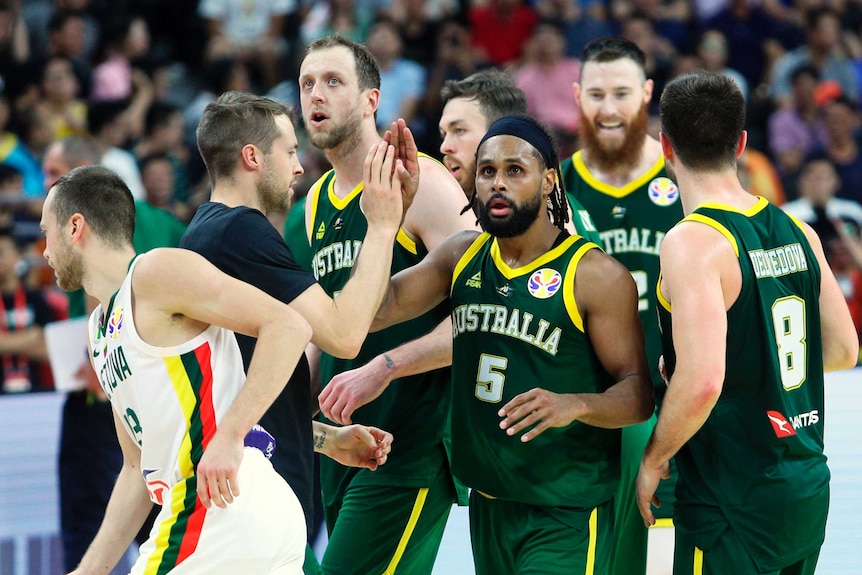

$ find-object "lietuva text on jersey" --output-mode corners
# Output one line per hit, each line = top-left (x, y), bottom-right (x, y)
(451, 304), (562, 356)
(599, 228), (665, 256)
(99, 345), (132, 398)
(748, 243), (809, 279)
(311, 240), (363, 280)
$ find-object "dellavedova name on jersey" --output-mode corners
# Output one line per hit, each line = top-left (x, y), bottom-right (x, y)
(748, 243), (809, 279)
(451, 303), (562, 356)
(99, 345), (132, 398)
(311, 239), (363, 280)
(599, 227), (665, 256)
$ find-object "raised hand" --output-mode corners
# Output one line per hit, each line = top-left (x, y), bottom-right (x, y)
(360, 140), (404, 234)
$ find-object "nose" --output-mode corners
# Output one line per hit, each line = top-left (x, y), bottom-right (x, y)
(295, 158), (305, 177)
(42, 245), (49, 261)
(309, 81), (324, 104)
(440, 132), (454, 156)
(491, 170), (506, 191)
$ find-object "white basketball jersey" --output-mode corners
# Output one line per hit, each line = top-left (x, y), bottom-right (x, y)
(88, 256), (247, 506)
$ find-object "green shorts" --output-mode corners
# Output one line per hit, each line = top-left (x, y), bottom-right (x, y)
(320, 466), (455, 575)
(610, 413), (678, 575)
(469, 491), (614, 575)
(674, 527), (821, 575)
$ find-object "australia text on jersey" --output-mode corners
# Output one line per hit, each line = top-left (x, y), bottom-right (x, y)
(451, 303), (562, 356)
(311, 239), (363, 280)
(599, 227), (664, 256)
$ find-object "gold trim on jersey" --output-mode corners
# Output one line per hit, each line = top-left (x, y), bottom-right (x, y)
(571, 150), (665, 199)
(693, 546), (704, 575)
(785, 212), (808, 234)
(382, 487), (429, 575)
(696, 196), (768, 217)
(306, 169), (332, 244)
(307, 169), (418, 254)
(562, 242), (599, 333)
(682, 214), (739, 257)
(656, 272), (672, 312)
(490, 235), (581, 280)
(451, 233), (492, 295)
(585, 506), (598, 575)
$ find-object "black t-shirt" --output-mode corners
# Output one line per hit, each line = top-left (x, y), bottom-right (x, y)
(0, 287), (59, 393)
(181, 202), (317, 535)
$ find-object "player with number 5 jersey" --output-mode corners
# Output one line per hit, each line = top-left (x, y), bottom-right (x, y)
(636, 72), (858, 575)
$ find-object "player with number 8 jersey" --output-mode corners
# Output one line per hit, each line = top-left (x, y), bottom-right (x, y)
(656, 199), (828, 570)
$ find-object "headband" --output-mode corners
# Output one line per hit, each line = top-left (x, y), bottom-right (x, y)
(477, 116), (555, 171)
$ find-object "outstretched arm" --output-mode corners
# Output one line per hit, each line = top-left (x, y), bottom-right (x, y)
(68, 410), (153, 575)
(498, 249), (653, 441)
(319, 318), (452, 424)
(295, 138), (412, 358)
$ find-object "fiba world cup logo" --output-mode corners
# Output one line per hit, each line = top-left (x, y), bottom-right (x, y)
(108, 306), (124, 340)
(527, 269), (562, 299)
(648, 177), (679, 207)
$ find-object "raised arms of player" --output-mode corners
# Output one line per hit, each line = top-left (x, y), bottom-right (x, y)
(800, 222), (859, 371)
(68, 409), (154, 575)
(636, 222), (733, 526)
(131, 249), (313, 509)
(498, 249), (653, 442)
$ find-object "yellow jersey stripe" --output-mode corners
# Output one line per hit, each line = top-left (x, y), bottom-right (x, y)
(490, 235), (581, 280)
(451, 233), (492, 295)
(563, 242), (599, 333)
(572, 150), (665, 198)
(381, 488), (430, 575)
(683, 213), (739, 257)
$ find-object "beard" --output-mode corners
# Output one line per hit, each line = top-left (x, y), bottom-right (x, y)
(258, 155), (290, 212)
(307, 107), (364, 152)
(579, 102), (649, 173)
(476, 190), (543, 238)
(53, 239), (85, 292)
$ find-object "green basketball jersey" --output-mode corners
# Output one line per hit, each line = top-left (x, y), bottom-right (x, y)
(561, 151), (683, 397)
(449, 232), (619, 508)
(307, 169), (451, 505)
(657, 198), (827, 571)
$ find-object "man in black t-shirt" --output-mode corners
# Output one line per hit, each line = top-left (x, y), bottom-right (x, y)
(182, 91), (409, 574)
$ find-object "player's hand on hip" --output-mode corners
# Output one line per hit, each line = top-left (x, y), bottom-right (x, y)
(318, 355), (393, 425)
(196, 433), (243, 509)
(636, 458), (671, 526)
(360, 139), (403, 234)
(498, 388), (583, 442)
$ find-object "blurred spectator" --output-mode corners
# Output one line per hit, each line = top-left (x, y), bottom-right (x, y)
(696, 29), (748, 100)
(783, 156), (862, 230)
(365, 18), (426, 131)
(610, 0), (693, 52)
(0, 94), (44, 198)
(0, 0), (30, 95)
(420, 16), (489, 153)
(90, 14), (150, 102)
(768, 64), (829, 183)
(829, 217), (862, 347)
(619, 11), (675, 114)
(22, 0), (98, 64)
(199, 0), (292, 91)
(807, 95), (862, 204)
(391, 0), (448, 66)
(534, 0), (615, 58)
(0, 225), (58, 394)
(35, 55), (87, 139)
(139, 152), (192, 223)
(134, 102), (191, 207)
(770, 7), (858, 108)
(87, 99), (145, 200)
(706, 0), (781, 90)
(515, 19), (581, 156)
(469, 0), (538, 66)
(301, 0), (371, 46)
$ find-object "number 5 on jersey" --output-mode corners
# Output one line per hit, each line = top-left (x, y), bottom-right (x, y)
(476, 353), (508, 403)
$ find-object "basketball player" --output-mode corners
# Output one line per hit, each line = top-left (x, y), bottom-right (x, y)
(637, 72), (858, 574)
(371, 114), (653, 574)
(560, 36), (684, 574)
(43, 165), (320, 574)
(299, 35), (476, 574)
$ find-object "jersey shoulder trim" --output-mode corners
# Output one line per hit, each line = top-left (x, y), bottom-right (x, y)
(306, 170), (335, 243)
(562, 241), (600, 332)
(491, 234), (581, 280)
(451, 233), (492, 295)
(682, 213), (740, 257)
(571, 150), (666, 199)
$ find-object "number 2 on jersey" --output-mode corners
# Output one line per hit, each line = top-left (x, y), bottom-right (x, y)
(475, 353), (508, 403)
(771, 296), (807, 391)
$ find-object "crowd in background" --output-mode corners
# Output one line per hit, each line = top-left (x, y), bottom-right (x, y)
(0, 0), (862, 396)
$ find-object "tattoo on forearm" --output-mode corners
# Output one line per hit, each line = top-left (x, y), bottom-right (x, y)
(313, 429), (327, 450)
(383, 353), (395, 369)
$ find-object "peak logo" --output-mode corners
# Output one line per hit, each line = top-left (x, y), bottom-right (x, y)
(766, 409), (820, 438)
